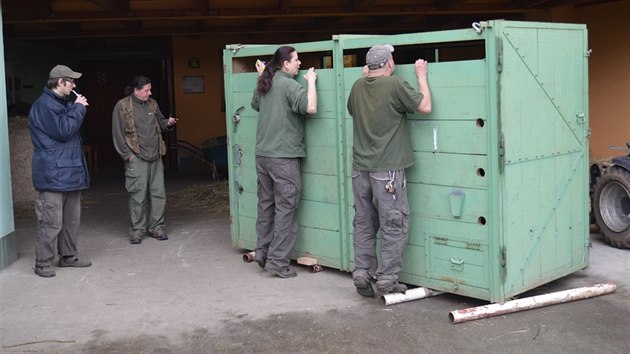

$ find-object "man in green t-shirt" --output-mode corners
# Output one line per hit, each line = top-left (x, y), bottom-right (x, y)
(251, 46), (317, 278)
(347, 44), (432, 297)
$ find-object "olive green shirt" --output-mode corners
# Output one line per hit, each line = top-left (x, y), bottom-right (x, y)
(347, 75), (423, 171)
(251, 71), (309, 158)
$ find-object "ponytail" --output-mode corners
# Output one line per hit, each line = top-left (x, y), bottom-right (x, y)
(256, 46), (296, 95)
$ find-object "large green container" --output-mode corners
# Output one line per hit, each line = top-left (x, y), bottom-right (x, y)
(223, 20), (589, 302)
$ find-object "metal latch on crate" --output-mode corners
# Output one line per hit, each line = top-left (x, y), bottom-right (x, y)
(576, 112), (585, 123)
(232, 106), (244, 124)
(450, 257), (465, 271)
(233, 144), (243, 165)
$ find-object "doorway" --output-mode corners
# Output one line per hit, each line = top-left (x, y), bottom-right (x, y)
(77, 47), (176, 177)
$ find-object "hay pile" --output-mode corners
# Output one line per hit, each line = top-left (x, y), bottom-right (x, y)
(169, 181), (230, 215)
(8, 115), (37, 210)
(590, 157), (613, 166)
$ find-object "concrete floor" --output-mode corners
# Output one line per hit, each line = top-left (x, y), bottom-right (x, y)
(0, 175), (629, 353)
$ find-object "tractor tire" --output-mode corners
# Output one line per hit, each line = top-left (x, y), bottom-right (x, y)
(592, 167), (630, 249)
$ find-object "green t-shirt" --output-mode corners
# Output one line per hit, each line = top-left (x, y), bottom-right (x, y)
(251, 71), (309, 158)
(347, 75), (423, 171)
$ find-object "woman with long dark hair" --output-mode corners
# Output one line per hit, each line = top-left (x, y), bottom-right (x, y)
(250, 46), (317, 278)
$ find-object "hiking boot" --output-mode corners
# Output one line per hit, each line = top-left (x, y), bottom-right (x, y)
(254, 256), (266, 269)
(353, 278), (375, 298)
(58, 256), (92, 268)
(151, 228), (168, 241)
(265, 266), (297, 278)
(376, 280), (408, 294)
(130, 234), (142, 244)
(34, 266), (56, 278)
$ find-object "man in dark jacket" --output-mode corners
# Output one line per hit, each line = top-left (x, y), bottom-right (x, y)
(29, 64), (91, 277)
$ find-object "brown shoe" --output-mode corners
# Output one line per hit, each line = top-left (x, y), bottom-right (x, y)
(151, 228), (168, 241)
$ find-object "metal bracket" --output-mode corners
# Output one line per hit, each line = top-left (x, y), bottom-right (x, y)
(234, 173), (243, 194)
(584, 49), (592, 57)
(229, 43), (244, 54)
(233, 144), (243, 165)
(450, 257), (465, 271)
(232, 106), (245, 133)
(233, 106), (244, 123)
(472, 22), (483, 34)
(497, 38), (503, 73)
(500, 246), (507, 281)
(576, 112), (585, 123)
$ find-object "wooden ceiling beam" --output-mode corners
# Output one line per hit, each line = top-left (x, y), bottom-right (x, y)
(434, 0), (467, 11)
(511, 0), (587, 9)
(279, 0), (290, 13)
(351, 0), (378, 11)
(86, 0), (131, 16)
(48, 22), (83, 35)
(2, 0), (52, 19)
(574, 0), (626, 8)
(0, 0), (595, 40)
(3, 5), (529, 25)
(2, 16), (498, 40)
(189, 0), (211, 14)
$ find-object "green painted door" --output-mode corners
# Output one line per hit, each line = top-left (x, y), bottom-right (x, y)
(495, 21), (590, 301)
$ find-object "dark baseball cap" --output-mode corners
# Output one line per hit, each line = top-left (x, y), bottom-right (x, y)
(49, 65), (82, 79)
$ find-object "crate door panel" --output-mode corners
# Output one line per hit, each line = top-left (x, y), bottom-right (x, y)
(498, 24), (589, 298)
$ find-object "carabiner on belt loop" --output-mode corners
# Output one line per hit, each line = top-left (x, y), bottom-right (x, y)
(385, 171), (396, 195)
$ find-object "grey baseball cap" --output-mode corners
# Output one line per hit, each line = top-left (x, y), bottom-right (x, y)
(49, 65), (82, 79)
(366, 44), (394, 70)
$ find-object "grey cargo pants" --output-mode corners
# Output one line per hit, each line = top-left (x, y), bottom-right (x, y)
(352, 169), (410, 283)
(255, 156), (302, 270)
(35, 191), (82, 267)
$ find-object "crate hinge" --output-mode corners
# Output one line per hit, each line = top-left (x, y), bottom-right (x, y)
(500, 246), (507, 281)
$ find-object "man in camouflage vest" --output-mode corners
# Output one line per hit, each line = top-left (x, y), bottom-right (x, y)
(112, 75), (178, 244)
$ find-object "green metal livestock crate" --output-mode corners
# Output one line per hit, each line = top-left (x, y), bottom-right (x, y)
(223, 20), (590, 303)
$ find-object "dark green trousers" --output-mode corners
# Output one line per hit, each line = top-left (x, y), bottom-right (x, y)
(124, 157), (166, 236)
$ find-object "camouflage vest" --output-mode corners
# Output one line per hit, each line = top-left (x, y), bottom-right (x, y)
(121, 96), (167, 156)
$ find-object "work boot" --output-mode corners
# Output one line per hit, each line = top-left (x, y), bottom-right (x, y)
(34, 265), (56, 278)
(130, 234), (142, 244)
(254, 255), (267, 269)
(151, 228), (168, 241)
(353, 278), (375, 298)
(58, 256), (92, 268)
(265, 266), (297, 278)
(376, 280), (407, 294)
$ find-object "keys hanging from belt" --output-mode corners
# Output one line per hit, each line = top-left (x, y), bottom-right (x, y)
(385, 171), (396, 199)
